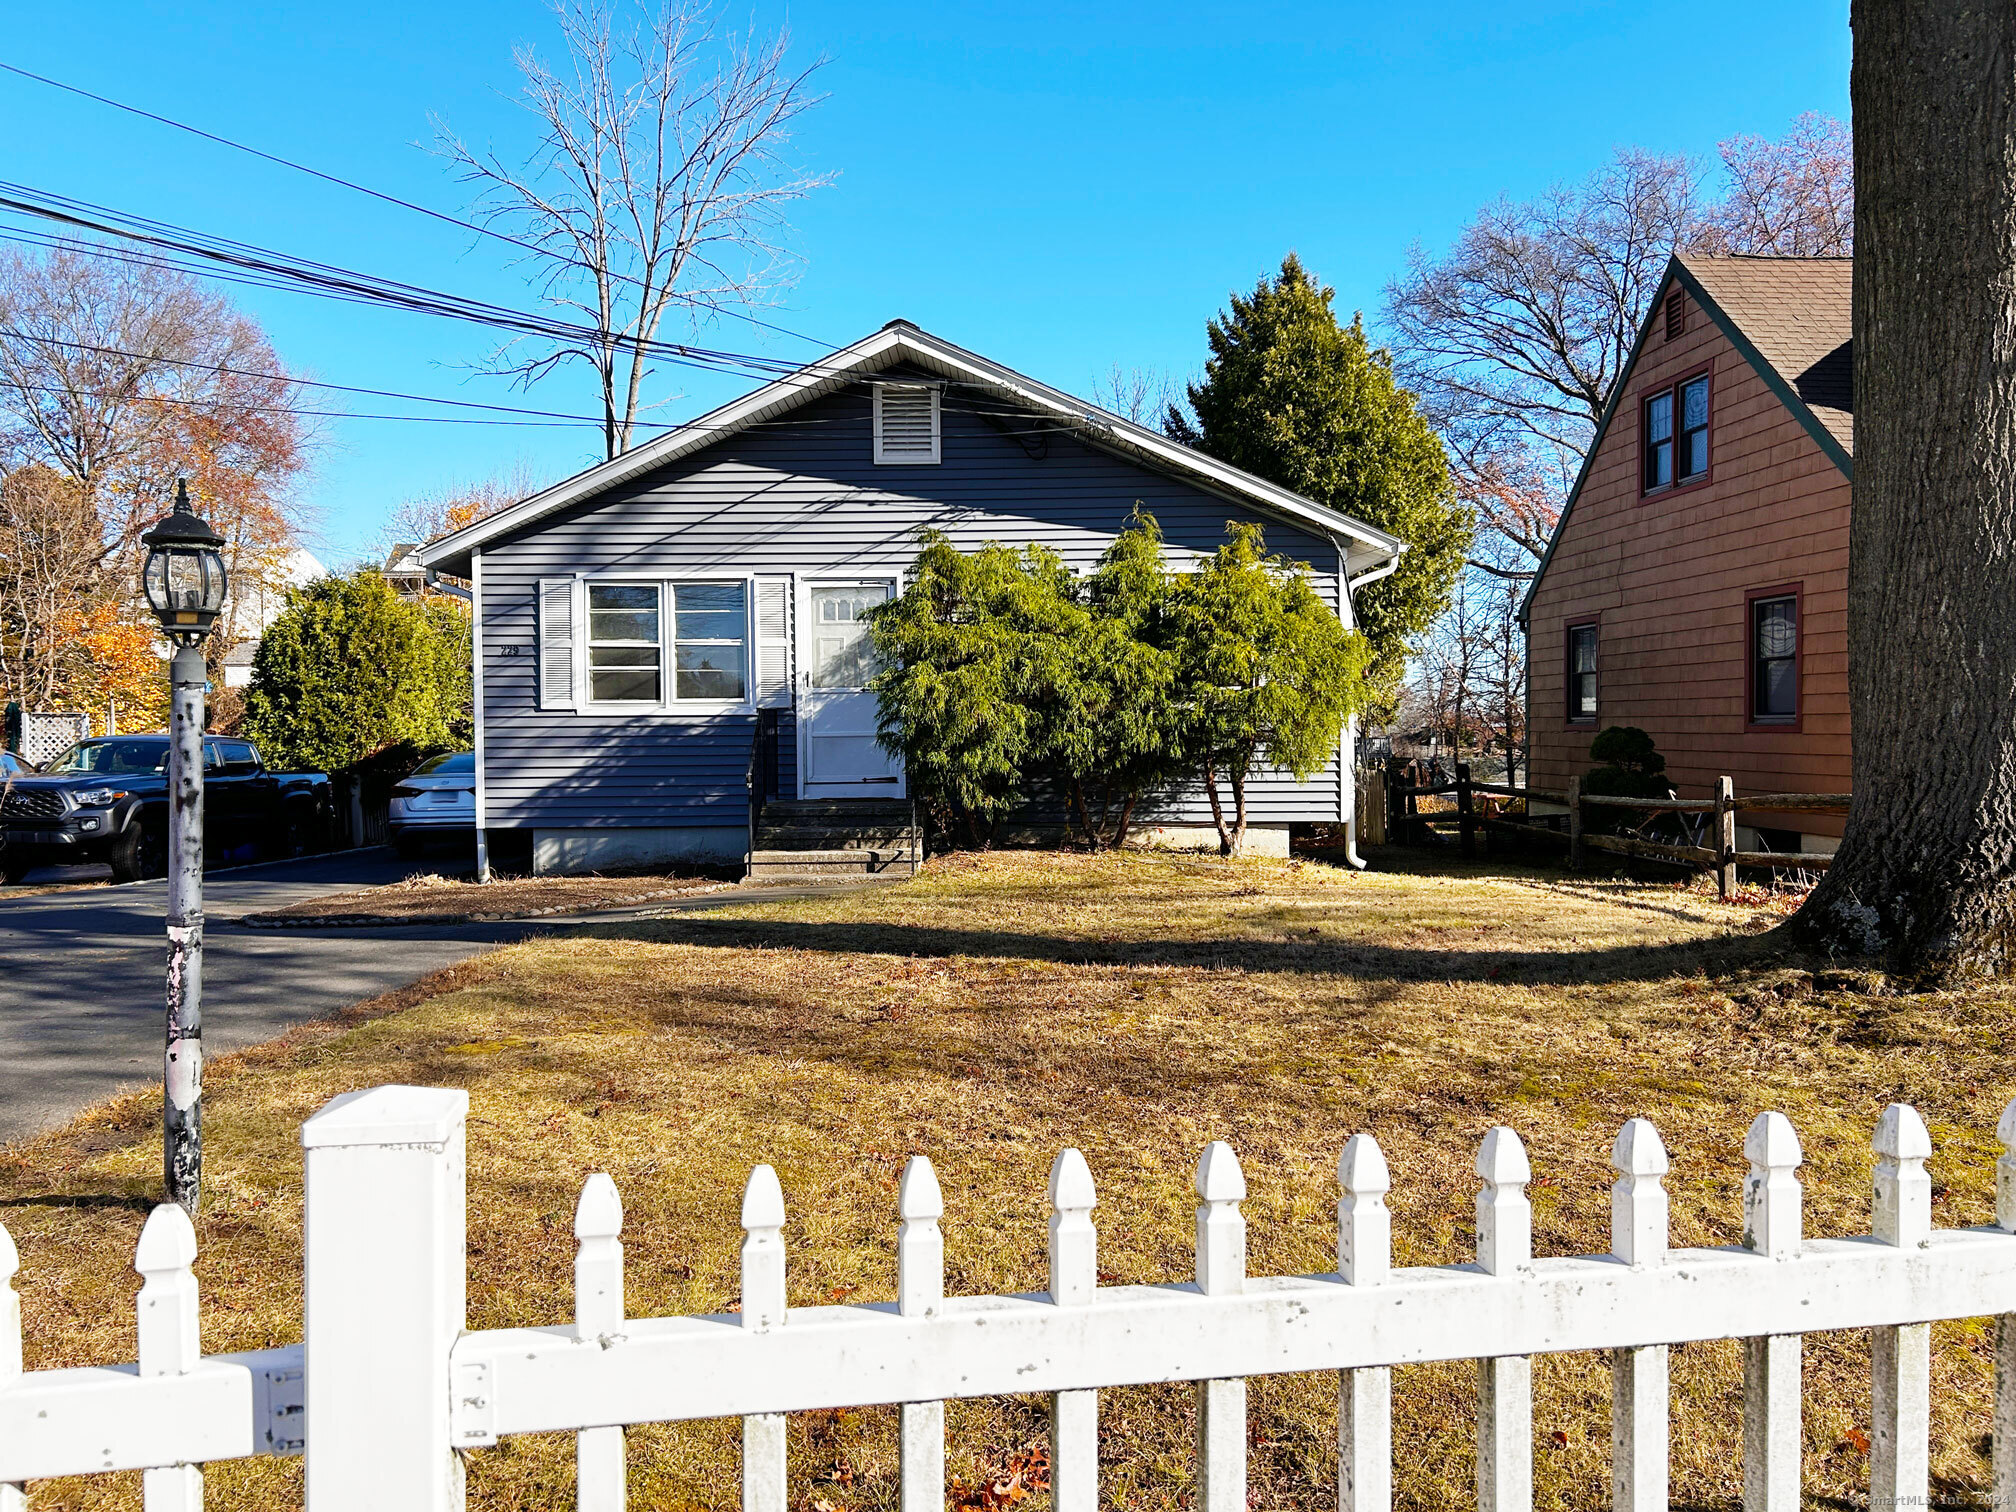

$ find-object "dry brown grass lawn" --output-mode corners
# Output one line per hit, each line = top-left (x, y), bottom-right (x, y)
(5, 848), (2012, 1511)
(244, 868), (731, 922)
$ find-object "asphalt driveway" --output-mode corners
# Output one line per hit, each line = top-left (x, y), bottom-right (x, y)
(0, 849), (893, 1145)
(0, 849), (525, 1144)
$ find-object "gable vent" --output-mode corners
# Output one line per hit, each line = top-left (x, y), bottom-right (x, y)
(874, 383), (940, 464)
(1664, 292), (1686, 341)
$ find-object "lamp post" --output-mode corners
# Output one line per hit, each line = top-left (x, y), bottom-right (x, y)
(140, 479), (228, 1214)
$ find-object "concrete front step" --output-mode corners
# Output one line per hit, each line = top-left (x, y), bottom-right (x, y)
(746, 848), (919, 879)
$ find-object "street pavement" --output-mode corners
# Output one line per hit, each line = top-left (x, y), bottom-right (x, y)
(0, 849), (873, 1144)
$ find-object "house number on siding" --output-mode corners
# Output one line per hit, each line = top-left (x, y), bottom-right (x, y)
(499, 646), (522, 657)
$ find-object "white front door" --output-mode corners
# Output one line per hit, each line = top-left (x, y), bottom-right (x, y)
(797, 579), (905, 799)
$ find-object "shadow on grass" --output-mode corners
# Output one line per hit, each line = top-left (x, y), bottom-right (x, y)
(0, 1191), (155, 1212)
(564, 913), (1792, 988)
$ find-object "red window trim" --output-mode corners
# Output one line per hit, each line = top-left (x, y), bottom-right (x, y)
(1744, 583), (1803, 734)
(1639, 363), (1715, 501)
(1564, 615), (1600, 727)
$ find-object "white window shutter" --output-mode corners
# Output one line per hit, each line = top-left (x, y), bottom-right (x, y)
(538, 577), (577, 710)
(754, 576), (793, 709)
(873, 383), (940, 464)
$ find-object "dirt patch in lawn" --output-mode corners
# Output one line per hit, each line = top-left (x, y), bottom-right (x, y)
(240, 868), (733, 924)
(4, 848), (2010, 1510)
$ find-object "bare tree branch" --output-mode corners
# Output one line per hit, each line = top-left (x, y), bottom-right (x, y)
(436, 0), (831, 458)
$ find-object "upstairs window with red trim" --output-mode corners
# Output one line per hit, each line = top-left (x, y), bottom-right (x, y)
(1642, 372), (1710, 493)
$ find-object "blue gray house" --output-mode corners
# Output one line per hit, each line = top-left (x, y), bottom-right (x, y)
(419, 321), (1404, 876)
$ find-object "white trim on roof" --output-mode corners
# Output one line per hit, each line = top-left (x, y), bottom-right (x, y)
(417, 322), (1407, 577)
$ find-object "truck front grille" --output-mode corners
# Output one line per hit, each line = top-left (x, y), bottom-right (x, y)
(1, 789), (65, 819)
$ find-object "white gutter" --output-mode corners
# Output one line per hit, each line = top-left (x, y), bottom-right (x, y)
(1337, 544), (1407, 871)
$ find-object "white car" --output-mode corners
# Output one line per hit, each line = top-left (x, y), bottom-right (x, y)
(388, 751), (475, 858)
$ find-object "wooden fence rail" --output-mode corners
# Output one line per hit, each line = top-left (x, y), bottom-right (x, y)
(1386, 764), (1849, 898)
(8, 1084), (2016, 1512)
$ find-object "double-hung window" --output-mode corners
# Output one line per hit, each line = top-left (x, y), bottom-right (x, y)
(584, 580), (750, 706)
(1642, 372), (1710, 493)
(1750, 592), (1798, 724)
(1566, 622), (1598, 723)
(587, 584), (663, 703)
(672, 583), (748, 701)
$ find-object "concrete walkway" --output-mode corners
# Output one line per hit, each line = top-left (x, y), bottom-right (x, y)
(0, 850), (882, 1144)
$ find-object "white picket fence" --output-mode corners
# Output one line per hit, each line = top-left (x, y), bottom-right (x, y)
(6, 1084), (2016, 1510)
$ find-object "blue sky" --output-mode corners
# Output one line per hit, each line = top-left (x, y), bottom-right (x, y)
(0, 1), (1850, 565)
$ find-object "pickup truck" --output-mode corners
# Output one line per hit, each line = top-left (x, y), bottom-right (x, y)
(0, 735), (334, 884)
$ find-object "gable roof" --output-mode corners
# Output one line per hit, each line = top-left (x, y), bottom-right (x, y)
(1683, 255), (1852, 459)
(419, 320), (1408, 580)
(1519, 253), (1853, 623)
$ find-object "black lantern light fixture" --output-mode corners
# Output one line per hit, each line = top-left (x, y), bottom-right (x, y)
(141, 479), (228, 645)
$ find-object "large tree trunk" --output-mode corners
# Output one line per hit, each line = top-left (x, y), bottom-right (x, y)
(1794, 2), (2016, 978)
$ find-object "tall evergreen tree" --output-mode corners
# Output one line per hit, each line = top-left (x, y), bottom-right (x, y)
(1168, 254), (1470, 712)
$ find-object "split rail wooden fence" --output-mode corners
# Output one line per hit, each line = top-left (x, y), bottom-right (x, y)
(1389, 764), (1848, 897)
(9, 1084), (2016, 1510)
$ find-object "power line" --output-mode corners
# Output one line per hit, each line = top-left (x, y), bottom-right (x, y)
(0, 57), (838, 354)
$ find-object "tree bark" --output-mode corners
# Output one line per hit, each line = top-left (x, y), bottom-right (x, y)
(1794, 1), (2016, 979)
(1203, 763), (1233, 855)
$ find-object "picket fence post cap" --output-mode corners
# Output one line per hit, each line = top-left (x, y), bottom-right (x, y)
(1611, 1118), (1669, 1177)
(900, 1156), (944, 1221)
(135, 1203), (196, 1276)
(741, 1165), (786, 1231)
(1476, 1126), (1530, 1186)
(1874, 1103), (1932, 1161)
(1194, 1141), (1246, 1203)
(574, 1173), (623, 1240)
(300, 1084), (469, 1149)
(1996, 1098), (2016, 1153)
(1048, 1148), (1096, 1212)
(1744, 1110), (1803, 1171)
(1338, 1132), (1390, 1195)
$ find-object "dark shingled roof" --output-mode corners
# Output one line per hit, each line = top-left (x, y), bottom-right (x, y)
(1678, 254), (1853, 455)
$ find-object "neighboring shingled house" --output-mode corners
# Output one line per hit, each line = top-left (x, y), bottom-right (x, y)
(1520, 254), (1853, 855)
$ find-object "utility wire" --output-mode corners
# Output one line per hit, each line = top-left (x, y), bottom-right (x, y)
(0, 57), (837, 354)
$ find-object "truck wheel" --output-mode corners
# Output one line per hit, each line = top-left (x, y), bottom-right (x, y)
(1, 859), (31, 886)
(109, 823), (169, 884)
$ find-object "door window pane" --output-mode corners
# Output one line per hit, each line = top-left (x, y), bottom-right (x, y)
(671, 582), (746, 701)
(588, 584), (662, 702)
(808, 585), (890, 689)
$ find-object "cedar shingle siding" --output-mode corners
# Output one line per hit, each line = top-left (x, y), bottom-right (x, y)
(1524, 256), (1854, 835)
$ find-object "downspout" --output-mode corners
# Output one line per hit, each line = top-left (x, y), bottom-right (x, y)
(471, 549), (489, 883)
(1339, 545), (1405, 870)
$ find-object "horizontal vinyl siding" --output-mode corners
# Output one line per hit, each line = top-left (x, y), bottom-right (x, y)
(1527, 286), (1852, 836)
(481, 375), (1347, 829)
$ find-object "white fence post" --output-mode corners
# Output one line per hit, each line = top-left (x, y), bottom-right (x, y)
(0, 1222), (22, 1512)
(574, 1174), (626, 1511)
(740, 1165), (787, 1512)
(897, 1157), (946, 1512)
(1608, 1119), (1669, 1512)
(1337, 1133), (1391, 1512)
(1193, 1142), (1247, 1512)
(301, 1085), (468, 1512)
(1741, 1111), (1803, 1512)
(137, 1204), (204, 1512)
(1047, 1149), (1099, 1512)
(1474, 1126), (1532, 1512)
(1871, 1105), (1931, 1505)
(1997, 1102), (2016, 1506)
